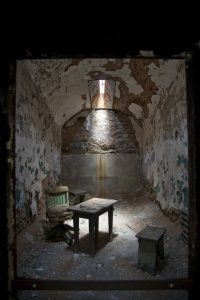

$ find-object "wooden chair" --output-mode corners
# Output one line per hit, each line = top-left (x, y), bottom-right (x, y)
(45, 185), (73, 227)
(44, 185), (74, 245)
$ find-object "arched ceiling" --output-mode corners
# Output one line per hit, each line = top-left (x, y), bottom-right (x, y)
(23, 58), (183, 127)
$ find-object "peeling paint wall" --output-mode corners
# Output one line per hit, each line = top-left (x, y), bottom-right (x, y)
(15, 61), (62, 231)
(24, 59), (159, 128)
(142, 60), (188, 212)
(23, 58), (188, 214)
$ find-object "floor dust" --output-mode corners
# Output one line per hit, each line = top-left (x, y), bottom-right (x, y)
(17, 189), (188, 300)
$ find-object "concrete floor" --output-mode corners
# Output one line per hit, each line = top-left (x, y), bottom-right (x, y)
(17, 189), (188, 300)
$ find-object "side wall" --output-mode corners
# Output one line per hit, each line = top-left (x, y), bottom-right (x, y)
(15, 61), (62, 231)
(142, 60), (188, 212)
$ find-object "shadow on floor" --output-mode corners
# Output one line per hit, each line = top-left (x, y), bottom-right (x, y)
(73, 232), (118, 255)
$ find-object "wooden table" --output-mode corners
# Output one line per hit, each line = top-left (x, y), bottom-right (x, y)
(68, 197), (118, 256)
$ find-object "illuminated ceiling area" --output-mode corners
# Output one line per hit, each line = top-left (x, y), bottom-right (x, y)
(21, 58), (181, 128)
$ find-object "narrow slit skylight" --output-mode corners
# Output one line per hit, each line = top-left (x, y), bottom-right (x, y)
(99, 80), (105, 94)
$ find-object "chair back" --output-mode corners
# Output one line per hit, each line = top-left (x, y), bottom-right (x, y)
(45, 186), (69, 209)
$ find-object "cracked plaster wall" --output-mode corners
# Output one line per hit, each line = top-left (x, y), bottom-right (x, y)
(60, 59), (188, 212)
(25, 58), (158, 128)
(142, 60), (188, 212)
(15, 61), (62, 232)
(22, 58), (188, 216)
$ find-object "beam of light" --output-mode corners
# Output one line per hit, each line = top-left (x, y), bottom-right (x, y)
(99, 80), (105, 94)
(97, 94), (105, 108)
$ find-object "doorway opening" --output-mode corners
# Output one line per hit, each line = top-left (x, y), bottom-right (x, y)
(15, 58), (189, 300)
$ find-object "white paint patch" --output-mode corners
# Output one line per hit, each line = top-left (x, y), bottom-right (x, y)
(101, 63), (143, 95)
(148, 60), (182, 90)
(129, 103), (143, 119)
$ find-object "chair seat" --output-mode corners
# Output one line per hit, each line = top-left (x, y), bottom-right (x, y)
(47, 206), (70, 215)
(46, 206), (73, 227)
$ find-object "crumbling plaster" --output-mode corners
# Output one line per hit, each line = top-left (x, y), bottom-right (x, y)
(142, 60), (188, 212)
(15, 61), (62, 231)
(21, 58), (188, 214)
(24, 58), (158, 127)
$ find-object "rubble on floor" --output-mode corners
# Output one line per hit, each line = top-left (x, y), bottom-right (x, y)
(17, 189), (188, 300)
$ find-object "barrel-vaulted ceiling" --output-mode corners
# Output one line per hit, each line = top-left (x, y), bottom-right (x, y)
(23, 58), (183, 127)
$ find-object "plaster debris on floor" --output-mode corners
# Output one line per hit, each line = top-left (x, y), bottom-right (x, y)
(17, 189), (188, 300)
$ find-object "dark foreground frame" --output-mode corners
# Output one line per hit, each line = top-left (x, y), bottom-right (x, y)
(0, 50), (200, 300)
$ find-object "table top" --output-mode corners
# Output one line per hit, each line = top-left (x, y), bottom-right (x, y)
(136, 225), (166, 241)
(68, 197), (118, 214)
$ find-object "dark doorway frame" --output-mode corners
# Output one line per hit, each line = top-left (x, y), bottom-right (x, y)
(1, 49), (200, 300)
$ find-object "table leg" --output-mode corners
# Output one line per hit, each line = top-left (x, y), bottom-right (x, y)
(137, 239), (157, 275)
(73, 214), (79, 253)
(89, 216), (95, 256)
(95, 217), (99, 243)
(108, 206), (114, 241)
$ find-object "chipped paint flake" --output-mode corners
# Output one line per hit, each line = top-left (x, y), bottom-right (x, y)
(129, 103), (143, 119)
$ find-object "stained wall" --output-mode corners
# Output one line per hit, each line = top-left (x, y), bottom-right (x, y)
(142, 60), (188, 212)
(16, 58), (188, 227)
(59, 59), (188, 211)
(15, 61), (62, 231)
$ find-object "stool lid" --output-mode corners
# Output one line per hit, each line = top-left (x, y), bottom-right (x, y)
(136, 225), (166, 241)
